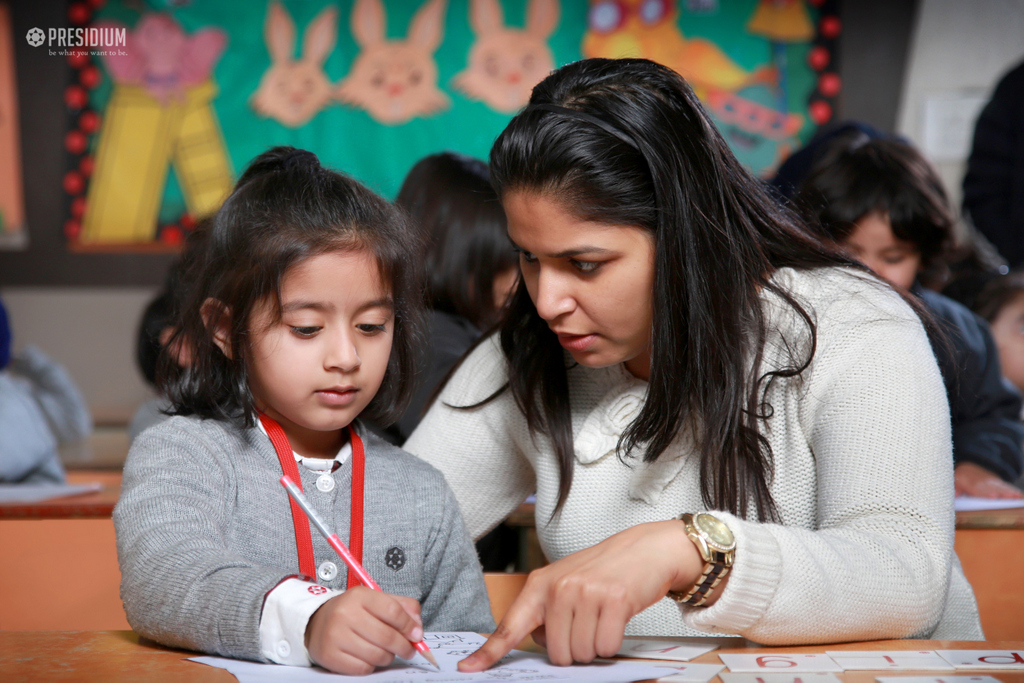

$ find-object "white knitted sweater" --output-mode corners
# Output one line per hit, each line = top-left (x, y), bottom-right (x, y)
(405, 267), (984, 643)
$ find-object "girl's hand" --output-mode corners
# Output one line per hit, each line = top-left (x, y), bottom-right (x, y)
(458, 520), (708, 672)
(305, 586), (424, 675)
(954, 461), (1024, 499)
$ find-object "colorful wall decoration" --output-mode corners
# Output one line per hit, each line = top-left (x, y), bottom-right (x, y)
(59, 0), (837, 253)
(0, 2), (26, 250)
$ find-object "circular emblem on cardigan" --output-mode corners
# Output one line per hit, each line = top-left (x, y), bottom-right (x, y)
(385, 547), (406, 571)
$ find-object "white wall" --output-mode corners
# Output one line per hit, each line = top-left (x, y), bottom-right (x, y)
(1, 287), (158, 424)
(896, 0), (1024, 213)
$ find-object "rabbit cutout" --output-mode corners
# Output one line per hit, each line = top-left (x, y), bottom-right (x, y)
(251, 2), (338, 128)
(453, 0), (559, 113)
(336, 0), (450, 125)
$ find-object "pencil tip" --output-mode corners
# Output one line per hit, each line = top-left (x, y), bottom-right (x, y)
(422, 649), (440, 670)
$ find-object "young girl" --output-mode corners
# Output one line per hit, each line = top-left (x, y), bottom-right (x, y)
(113, 147), (494, 675)
(795, 133), (1024, 499)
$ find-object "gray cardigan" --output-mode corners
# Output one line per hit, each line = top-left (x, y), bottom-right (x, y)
(114, 415), (494, 661)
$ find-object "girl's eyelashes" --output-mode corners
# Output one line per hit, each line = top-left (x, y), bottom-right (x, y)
(291, 326), (321, 338)
(357, 323), (388, 334)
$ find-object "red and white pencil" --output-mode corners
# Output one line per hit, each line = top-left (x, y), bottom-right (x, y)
(279, 475), (439, 670)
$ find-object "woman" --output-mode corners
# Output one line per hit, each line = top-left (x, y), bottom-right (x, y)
(404, 58), (982, 671)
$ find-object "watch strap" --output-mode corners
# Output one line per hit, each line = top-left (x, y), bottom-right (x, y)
(667, 513), (733, 607)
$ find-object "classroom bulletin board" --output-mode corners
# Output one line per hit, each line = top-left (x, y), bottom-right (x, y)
(1, 0), (841, 283)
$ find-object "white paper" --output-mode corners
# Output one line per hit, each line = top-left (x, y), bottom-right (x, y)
(654, 662), (726, 682)
(720, 673), (841, 683)
(190, 632), (671, 682)
(937, 651), (1024, 669)
(719, 653), (842, 673)
(0, 482), (102, 504)
(920, 92), (988, 161)
(825, 651), (954, 671)
(954, 496), (1024, 511)
(876, 677), (1004, 683)
(617, 637), (719, 661)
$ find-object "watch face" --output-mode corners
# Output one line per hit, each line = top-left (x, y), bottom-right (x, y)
(695, 513), (735, 548)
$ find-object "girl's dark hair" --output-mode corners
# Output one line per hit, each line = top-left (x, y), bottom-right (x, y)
(396, 152), (516, 329)
(488, 58), (856, 521)
(164, 146), (424, 427)
(795, 133), (956, 286)
(974, 272), (1024, 323)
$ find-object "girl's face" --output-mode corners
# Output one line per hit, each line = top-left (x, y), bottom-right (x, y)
(503, 191), (656, 380)
(843, 212), (921, 290)
(246, 250), (394, 458)
(989, 292), (1024, 395)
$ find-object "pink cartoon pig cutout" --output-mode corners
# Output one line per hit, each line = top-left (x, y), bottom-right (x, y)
(336, 0), (450, 125)
(94, 13), (227, 103)
(251, 2), (338, 128)
(453, 0), (559, 113)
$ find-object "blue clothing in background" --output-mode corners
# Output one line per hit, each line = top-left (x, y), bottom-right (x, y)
(917, 286), (1024, 481)
(0, 345), (92, 484)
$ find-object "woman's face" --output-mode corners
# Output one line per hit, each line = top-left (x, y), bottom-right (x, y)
(843, 212), (921, 290)
(503, 191), (656, 380)
(989, 292), (1024, 395)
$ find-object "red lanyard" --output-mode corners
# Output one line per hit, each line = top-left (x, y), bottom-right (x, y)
(258, 414), (365, 590)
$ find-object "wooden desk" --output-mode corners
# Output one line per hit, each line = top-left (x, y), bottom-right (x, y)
(1, 632), (1022, 682)
(955, 506), (1024, 640)
(0, 471), (121, 519)
(509, 503), (1024, 639)
(0, 472), (129, 631)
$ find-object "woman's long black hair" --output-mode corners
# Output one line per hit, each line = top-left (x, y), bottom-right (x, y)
(488, 58), (857, 521)
(163, 146), (425, 428)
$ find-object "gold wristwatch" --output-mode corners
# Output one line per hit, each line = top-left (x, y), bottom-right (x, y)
(667, 512), (736, 607)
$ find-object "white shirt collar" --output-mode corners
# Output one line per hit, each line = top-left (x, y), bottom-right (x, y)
(254, 419), (352, 470)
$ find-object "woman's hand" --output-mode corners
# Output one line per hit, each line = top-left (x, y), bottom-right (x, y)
(305, 586), (424, 675)
(458, 519), (709, 672)
(954, 461), (1024, 499)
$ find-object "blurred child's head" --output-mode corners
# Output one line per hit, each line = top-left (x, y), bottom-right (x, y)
(137, 225), (208, 389)
(796, 133), (955, 290)
(974, 272), (1024, 394)
(166, 147), (424, 437)
(0, 296), (10, 370)
(396, 152), (517, 329)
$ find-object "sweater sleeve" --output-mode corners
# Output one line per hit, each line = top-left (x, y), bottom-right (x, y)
(113, 422), (293, 661)
(405, 336), (536, 541)
(684, 293), (959, 642)
(417, 477), (496, 634)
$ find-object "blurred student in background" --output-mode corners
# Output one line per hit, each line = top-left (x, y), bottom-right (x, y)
(973, 273), (1024, 403)
(130, 226), (206, 442)
(0, 296), (91, 484)
(796, 133), (1024, 499)
(381, 152), (518, 444)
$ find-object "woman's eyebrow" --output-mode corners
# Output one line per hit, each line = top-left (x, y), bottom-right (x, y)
(550, 246), (615, 258)
(509, 240), (615, 259)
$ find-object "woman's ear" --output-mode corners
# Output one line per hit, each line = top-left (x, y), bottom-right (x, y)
(201, 298), (233, 359)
